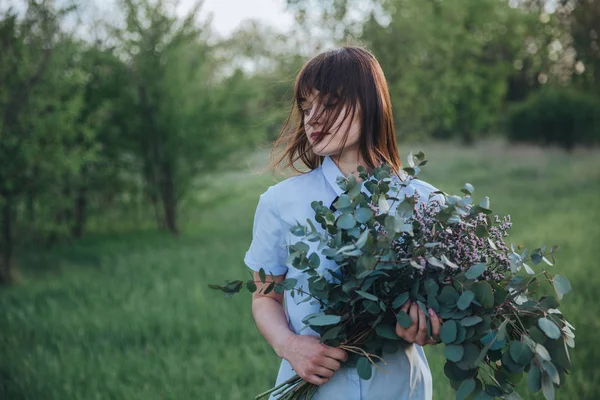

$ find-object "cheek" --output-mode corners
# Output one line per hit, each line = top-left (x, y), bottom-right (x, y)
(346, 117), (361, 143)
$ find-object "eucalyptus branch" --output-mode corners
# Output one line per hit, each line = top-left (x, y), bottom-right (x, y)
(250, 279), (329, 309)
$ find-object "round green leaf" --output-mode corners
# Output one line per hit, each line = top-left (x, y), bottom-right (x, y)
(528, 364), (542, 393)
(355, 207), (373, 224)
(459, 343), (481, 370)
(337, 213), (356, 230)
(462, 183), (474, 195)
(357, 356), (372, 380)
(375, 324), (399, 340)
(457, 290), (475, 311)
(509, 341), (534, 365)
(535, 344), (552, 361)
(355, 229), (370, 249)
(444, 344), (465, 362)
(309, 252), (320, 268)
(455, 324), (468, 345)
(473, 390), (493, 400)
(501, 349), (524, 373)
(461, 316), (483, 327)
(359, 255), (377, 270)
(553, 274), (571, 299)
(320, 325), (343, 342)
(457, 378), (476, 400)
(392, 292), (410, 309)
(309, 315), (341, 326)
(335, 194), (352, 209)
(440, 320), (458, 344)
(538, 317), (562, 339)
(355, 290), (378, 301)
(424, 279), (439, 296)
(466, 263), (486, 279)
(444, 361), (472, 382)
(396, 311), (412, 329)
(472, 281), (494, 308)
(541, 360), (560, 385)
(283, 278), (297, 290)
(438, 286), (459, 304)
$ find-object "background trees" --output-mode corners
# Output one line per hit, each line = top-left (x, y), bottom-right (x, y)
(0, 0), (598, 283)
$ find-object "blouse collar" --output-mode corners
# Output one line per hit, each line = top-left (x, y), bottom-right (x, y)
(321, 155), (346, 196)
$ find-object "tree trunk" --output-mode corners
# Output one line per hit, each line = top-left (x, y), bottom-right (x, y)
(0, 195), (14, 284)
(160, 163), (178, 235)
(149, 188), (166, 231)
(72, 186), (87, 238)
(72, 165), (88, 239)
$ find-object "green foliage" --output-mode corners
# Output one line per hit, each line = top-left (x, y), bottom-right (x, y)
(210, 150), (576, 399)
(0, 0), (278, 282)
(1, 142), (599, 399)
(506, 87), (600, 150)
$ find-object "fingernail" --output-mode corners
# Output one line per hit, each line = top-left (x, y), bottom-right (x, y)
(428, 308), (434, 316)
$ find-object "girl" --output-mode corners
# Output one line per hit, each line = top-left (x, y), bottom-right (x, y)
(244, 46), (443, 400)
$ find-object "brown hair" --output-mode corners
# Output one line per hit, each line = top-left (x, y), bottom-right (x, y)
(268, 46), (402, 176)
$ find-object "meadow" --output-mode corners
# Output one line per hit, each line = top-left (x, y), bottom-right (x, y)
(1, 139), (599, 400)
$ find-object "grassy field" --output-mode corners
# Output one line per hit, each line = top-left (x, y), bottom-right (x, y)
(1, 140), (599, 399)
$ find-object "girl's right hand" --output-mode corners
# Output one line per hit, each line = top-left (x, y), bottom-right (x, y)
(282, 334), (348, 386)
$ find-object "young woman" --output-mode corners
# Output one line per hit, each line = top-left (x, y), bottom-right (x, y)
(244, 46), (443, 400)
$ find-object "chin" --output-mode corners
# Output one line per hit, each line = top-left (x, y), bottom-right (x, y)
(312, 147), (339, 157)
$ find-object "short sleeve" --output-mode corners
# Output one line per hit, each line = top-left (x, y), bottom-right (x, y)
(243, 187), (288, 276)
(409, 179), (446, 207)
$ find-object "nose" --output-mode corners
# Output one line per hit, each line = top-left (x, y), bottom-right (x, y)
(306, 104), (324, 128)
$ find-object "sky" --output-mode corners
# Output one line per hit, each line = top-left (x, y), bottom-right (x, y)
(178, 0), (294, 37)
(0, 0), (294, 38)
(86, 0), (294, 38)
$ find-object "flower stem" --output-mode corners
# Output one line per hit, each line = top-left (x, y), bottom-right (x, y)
(254, 374), (302, 399)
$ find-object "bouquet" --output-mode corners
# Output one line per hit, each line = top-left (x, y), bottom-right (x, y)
(210, 152), (574, 400)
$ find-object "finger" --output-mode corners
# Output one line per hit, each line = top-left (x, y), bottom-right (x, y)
(406, 303), (419, 337)
(306, 374), (329, 386)
(396, 300), (411, 336)
(429, 308), (441, 340)
(425, 337), (438, 345)
(415, 307), (428, 345)
(321, 357), (342, 371)
(395, 321), (406, 337)
(313, 366), (335, 378)
(325, 347), (348, 362)
(400, 300), (410, 313)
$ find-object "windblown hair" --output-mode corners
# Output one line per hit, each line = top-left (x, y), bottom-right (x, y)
(268, 46), (402, 175)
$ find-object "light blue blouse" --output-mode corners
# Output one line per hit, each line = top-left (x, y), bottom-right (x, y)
(244, 155), (442, 400)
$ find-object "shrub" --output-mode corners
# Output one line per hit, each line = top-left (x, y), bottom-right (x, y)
(505, 87), (600, 150)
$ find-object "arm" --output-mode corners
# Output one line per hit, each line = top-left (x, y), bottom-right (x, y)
(251, 271), (293, 358)
(251, 271), (348, 386)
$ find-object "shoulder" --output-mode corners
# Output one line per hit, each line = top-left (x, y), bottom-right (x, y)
(265, 168), (321, 201)
(393, 176), (444, 205)
(410, 178), (439, 196)
(411, 178), (445, 205)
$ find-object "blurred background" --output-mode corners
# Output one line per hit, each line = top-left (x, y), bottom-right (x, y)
(0, 0), (599, 399)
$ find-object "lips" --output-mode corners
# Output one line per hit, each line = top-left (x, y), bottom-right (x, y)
(310, 131), (329, 140)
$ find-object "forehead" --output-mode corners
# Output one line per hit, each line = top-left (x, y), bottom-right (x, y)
(299, 89), (342, 106)
(299, 89), (320, 104)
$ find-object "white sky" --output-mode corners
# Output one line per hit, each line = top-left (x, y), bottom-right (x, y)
(85, 0), (294, 37)
(179, 0), (294, 36)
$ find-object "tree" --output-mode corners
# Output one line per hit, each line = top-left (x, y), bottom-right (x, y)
(0, 1), (92, 282)
(114, 0), (264, 233)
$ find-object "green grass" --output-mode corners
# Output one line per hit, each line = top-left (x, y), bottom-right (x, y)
(1, 139), (599, 399)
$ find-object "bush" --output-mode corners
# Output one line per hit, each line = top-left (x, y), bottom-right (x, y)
(505, 87), (600, 150)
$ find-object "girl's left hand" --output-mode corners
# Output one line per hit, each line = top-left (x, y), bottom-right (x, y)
(395, 301), (442, 346)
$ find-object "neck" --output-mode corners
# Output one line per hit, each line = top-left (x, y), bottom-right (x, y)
(331, 151), (373, 181)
